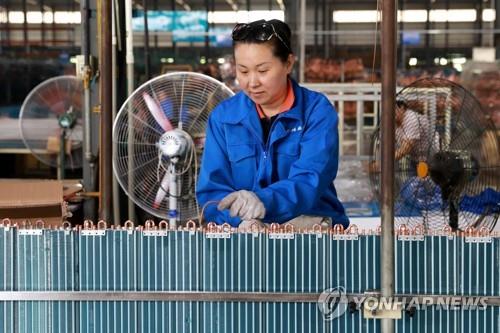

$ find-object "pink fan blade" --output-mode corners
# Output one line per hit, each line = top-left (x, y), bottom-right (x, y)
(142, 92), (173, 131)
(153, 173), (170, 209)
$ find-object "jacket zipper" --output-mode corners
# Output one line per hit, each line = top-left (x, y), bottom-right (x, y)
(247, 117), (279, 188)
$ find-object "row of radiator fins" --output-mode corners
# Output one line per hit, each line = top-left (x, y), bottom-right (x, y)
(0, 226), (498, 333)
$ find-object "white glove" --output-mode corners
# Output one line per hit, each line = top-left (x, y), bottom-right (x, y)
(217, 190), (266, 221)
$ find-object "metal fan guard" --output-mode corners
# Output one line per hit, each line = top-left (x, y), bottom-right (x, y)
(369, 78), (500, 232)
(113, 72), (234, 221)
(19, 75), (84, 169)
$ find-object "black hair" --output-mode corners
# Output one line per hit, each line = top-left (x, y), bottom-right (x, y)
(232, 19), (293, 63)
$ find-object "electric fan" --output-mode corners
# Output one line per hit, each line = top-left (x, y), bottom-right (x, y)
(113, 72), (234, 226)
(370, 78), (500, 232)
(19, 75), (84, 179)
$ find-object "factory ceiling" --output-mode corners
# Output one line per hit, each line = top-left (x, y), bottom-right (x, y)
(1, 0), (489, 12)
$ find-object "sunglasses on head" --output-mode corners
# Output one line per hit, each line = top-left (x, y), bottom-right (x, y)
(232, 22), (291, 52)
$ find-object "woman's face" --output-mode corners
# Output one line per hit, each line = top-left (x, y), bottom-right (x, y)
(234, 42), (294, 108)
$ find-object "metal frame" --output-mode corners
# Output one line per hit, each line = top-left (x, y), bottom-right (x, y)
(0, 292), (498, 306)
(302, 83), (384, 156)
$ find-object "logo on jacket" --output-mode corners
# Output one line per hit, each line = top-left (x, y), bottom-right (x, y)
(289, 126), (303, 133)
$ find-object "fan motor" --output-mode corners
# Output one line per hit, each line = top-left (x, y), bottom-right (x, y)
(158, 128), (191, 159)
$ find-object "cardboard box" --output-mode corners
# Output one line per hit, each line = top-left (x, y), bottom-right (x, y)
(0, 179), (68, 228)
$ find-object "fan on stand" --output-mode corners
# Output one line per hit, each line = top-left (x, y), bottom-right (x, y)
(113, 72), (234, 227)
(19, 75), (84, 179)
(370, 78), (500, 232)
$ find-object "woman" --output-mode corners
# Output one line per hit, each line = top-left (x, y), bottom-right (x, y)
(196, 19), (348, 230)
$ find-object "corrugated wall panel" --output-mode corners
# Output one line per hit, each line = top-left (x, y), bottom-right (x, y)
(266, 232), (329, 333)
(330, 235), (380, 294)
(0, 224), (15, 333)
(202, 231), (265, 333)
(395, 235), (460, 295)
(330, 312), (380, 333)
(79, 229), (138, 333)
(47, 230), (77, 333)
(396, 306), (461, 332)
(0, 225), (497, 332)
(16, 229), (77, 333)
(138, 229), (202, 333)
(329, 234), (381, 333)
(461, 236), (499, 296)
(459, 306), (499, 333)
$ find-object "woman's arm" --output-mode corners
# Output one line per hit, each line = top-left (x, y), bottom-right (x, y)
(196, 113), (241, 226)
(255, 99), (340, 222)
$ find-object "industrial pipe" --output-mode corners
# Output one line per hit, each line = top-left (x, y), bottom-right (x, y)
(111, 0), (121, 226)
(125, 0), (136, 222)
(99, 0), (113, 221)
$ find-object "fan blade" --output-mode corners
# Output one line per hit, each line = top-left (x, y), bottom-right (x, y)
(142, 92), (173, 132)
(153, 173), (170, 209)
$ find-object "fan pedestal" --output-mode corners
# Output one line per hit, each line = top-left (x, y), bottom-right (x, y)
(168, 161), (179, 228)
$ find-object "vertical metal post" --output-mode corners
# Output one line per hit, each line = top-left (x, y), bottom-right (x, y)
(204, 0), (210, 58)
(298, 0), (306, 83)
(0, 2), (4, 51)
(5, 0), (10, 49)
(314, 0), (318, 55)
(475, 0), (483, 46)
(22, 0), (27, 52)
(398, 0), (404, 69)
(40, 0), (45, 47)
(326, 3), (331, 59)
(125, 0), (134, 96)
(322, 0), (327, 59)
(125, 0), (136, 222)
(143, 0), (150, 80)
(52, 7), (56, 46)
(356, 93), (364, 156)
(82, 0), (97, 220)
(496, 0), (500, 56)
(112, 0), (121, 226)
(99, 0), (113, 221)
(445, 0), (449, 52)
(424, 0), (431, 66)
(380, 0), (397, 332)
(154, 0), (158, 49)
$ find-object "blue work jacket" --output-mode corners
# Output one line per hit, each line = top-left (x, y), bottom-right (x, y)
(196, 79), (349, 228)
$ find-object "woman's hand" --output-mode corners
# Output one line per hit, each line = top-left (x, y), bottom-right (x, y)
(217, 190), (266, 221)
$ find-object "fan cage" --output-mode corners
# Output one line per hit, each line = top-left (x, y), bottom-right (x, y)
(113, 72), (234, 221)
(369, 78), (500, 232)
(19, 75), (84, 169)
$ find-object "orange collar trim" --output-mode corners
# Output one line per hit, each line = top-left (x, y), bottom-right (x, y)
(256, 79), (295, 119)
